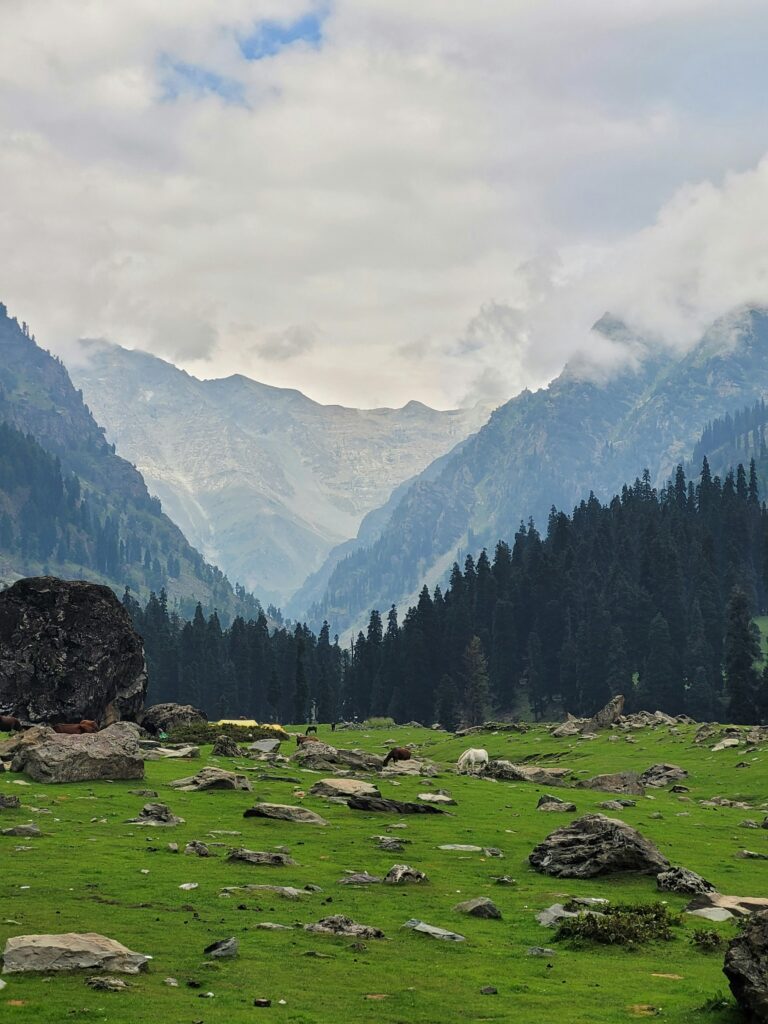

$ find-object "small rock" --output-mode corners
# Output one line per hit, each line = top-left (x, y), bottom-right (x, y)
(403, 919), (465, 942)
(453, 897), (501, 919)
(527, 947), (556, 957)
(254, 998), (272, 1007)
(179, 882), (199, 891)
(204, 937), (238, 959)
(480, 986), (498, 995)
(185, 841), (210, 857)
(384, 864), (428, 884)
(86, 976), (129, 991)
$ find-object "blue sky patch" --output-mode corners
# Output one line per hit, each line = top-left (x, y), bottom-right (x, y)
(159, 57), (246, 105)
(239, 7), (327, 61)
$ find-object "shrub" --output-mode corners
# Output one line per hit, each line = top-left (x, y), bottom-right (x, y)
(554, 903), (682, 948)
(690, 929), (725, 953)
(362, 716), (396, 729)
(167, 722), (289, 744)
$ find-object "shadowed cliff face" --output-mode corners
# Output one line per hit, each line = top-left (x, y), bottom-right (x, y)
(0, 576), (146, 724)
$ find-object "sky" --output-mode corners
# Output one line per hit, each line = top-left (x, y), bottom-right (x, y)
(2, 1), (768, 409)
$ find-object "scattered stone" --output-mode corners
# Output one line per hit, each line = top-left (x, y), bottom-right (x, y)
(256, 923), (293, 931)
(739, 820), (760, 829)
(164, 977), (179, 986)
(309, 779), (380, 800)
(1, 824), (41, 837)
(453, 897), (501, 919)
(685, 894), (768, 919)
(480, 986), (498, 995)
(483, 847), (504, 858)
(485, 760), (568, 786)
(527, 947), (556, 957)
(220, 884), (307, 900)
(11, 723), (144, 784)
(536, 903), (580, 927)
(439, 844), (482, 852)
(372, 836), (407, 853)
(640, 764), (688, 788)
(185, 841), (210, 857)
(167, 843), (179, 853)
(179, 883), (198, 891)
(712, 737), (741, 752)
(537, 795), (577, 813)
(529, 813), (670, 878)
(338, 872), (382, 885)
(384, 864), (427, 884)
(143, 745), (199, 761)
(292, 742), (384, 773)
(212, 735), (241, 758)
(723, 909), (768, 1022)
(576, 772), (645, 796)
(418, 792), (456, 805)
(169, 767), (251, 792)
(128, 790), (158, 798)
(243, 803), (327, 826)
(254, 998), (272, 1007)
(0, 577), (146, 725)
(656, 867), (717, 896)
(304, 915), (384, 939)
(670, 785), (689, 793)
(127, 803), (185, 827)
(2, 933), (150, 974)
(737, 850), (768, 861)
(0, 795), (21, 809)
(598, 800), (631, 811)
(226, 848), (296, 867)
(347, 796), (444, 814)
(86, 975), (130, 991)
(249, 739), (282, 754)
(204, 937), (238, 959)
(403, 919), (465, 942)
(493, 876), (517, 886)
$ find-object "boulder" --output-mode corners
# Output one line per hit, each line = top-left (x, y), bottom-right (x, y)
(403, 919), (465, 942)
(347, 796), (444, 814)
(168, 767), (251, 792)
(11, 723), (144, 783)
(303, 915), (384, 939)
(656, 867), (717, 895)
(529, 813), (670, 878)
(418, 792), (456, 805)
(551, 717), (586, 738)
(212, 735), (241, 758)
(453, 897), (501, 919)
(486, 760), (569, 786)
(1, 823), (42, 837)
(384, 864), (427, 884)
(538, 800), (577, 813)
(382, 758), (439, 777)
(0, 794), (20, 809)
(243, 803), (328, 826)
(686, 894), (768, 920)
(140, 703), (207, 735)
(309, 778), (380, 800)
(249, 739), (282, 754)
(640, 764), (688, 788)
(185, 841), (210, 857)
(712, 737), (742, 752)
(2, 933), (150, 974)
(127, 803), (185, 827)
(575, 772), (645, 796)
(142, 745), (199, 761)
(226, 848), (296, 867)
(723, 909), (768, 1022)
(338, 872), (382, 885)
(581, 695), (625, 733)
(291, 742), (383, 772)
(0, 577), (146, 724)
(220, 884), (307, 899)
(203, 937), (238, 959)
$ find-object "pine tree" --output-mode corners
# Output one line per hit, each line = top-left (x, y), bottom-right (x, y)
(639, 613), (683, 713)
(436, 674), (460, 732)
(462, 635), (491, 726)
(724, 587), (761, 723)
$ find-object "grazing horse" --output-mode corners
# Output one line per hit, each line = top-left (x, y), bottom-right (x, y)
(53, 720), (99, 735)
(0, 715), (21, 732)
(382, 746), (413, 767)
(457, 747), (489, 775)
(305, 725), (318, 735)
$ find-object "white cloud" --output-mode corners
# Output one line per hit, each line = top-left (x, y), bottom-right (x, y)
(1, 1), (768, 407)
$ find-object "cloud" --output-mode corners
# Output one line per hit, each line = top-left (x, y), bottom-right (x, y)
(1, 1), (768, 408)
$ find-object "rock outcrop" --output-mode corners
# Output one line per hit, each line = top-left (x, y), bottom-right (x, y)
(723, 910), (768, 1022)
(575, 772), (645, 796)
(243, 803), (328, 826)
(11, 723), (144, 783)
(309, 778), (380, 799)
(640, 764), (688, 788)
(0, 577), (146, 724)
(2, 933), (150, 974)
(486, 760), (569, 786)
(529, 814), (670, 878)
(168, 768), (251, 792)
(347, 795), (445, 814)
(656, 867), (717, 895)
(140, 703), (207, 735)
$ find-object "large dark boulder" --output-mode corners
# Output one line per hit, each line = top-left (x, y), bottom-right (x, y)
(529, 813), (670, 878)
(140, 703), (207, 735)
(723, 910), (768, 1022)
(0, 577), (146, 724)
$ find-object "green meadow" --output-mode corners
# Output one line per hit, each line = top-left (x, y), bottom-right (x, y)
(0, 722), (765, 1023)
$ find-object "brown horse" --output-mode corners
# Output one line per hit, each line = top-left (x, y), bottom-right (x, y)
(382, 746), (412, 767)
(0, 715), (21, 732)
(53, 720), (99, 735)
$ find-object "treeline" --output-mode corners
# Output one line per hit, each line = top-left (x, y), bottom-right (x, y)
(0, 420), (260, 622)
(131, 459), (768, 725)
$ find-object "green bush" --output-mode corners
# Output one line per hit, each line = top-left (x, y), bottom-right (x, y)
(167, 722), (288, 744)
(362, 716), (396, 729)
(690, 929), (725, 953)
(554, 902), (682, 948)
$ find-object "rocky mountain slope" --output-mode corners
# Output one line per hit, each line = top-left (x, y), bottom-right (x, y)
(302, 306), (768, 636)
(0, 304), (260, 622)
(72, 345), (488, 606)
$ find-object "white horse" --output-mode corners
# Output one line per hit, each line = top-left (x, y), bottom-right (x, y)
(457, 747), (489, 775)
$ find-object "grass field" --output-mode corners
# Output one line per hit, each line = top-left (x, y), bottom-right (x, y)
(0, 722), (765, 1023)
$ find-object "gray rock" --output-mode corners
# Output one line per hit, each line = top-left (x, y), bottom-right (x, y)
(656, 867), (717, 895)
(418, 792), (456, 805)
(0, 577), (146, 725)
(309, 778), (380, 800)
(724, 909), (768, 1022)
(439, 844), (483, 852)
(303, 915), (384, 939)
(1, 823), (42, 837)
(86, 975), (130, 991)
(347, 796), (444, 814)
(527, 947), (556, 956)
(372, 836), (407, 852)
(185, 841), (210, 857)
(453, 897), (501, 919)
(256, 923), (294, 931)
(486, 760), (568, 786)
(581, 695), (625, 733)
(2, 932), (150, 974)
(212, 735), (241, 758)
(226, 848), (296, 867)
(220, 884), (307, 899)
(384, 864), (428, 884)
(536, 903), (579, 927)
(537, 800), (577, 813)
(203, 937), (238, 959)
(169, 767), (251, 792)
(686, 894), (768, 919)
(12, 723), (144, 784)
(248, 739), (282, 754)
(529, 813), (670, 878)
(338, 872), (382, 885)
(127, 803), (185, 827)
(403, 919), (465, 942)
(140, 703), (207, 735)
(640, 763), (688, 788)
(576, 772), (645, 796)
(0, 795), (20, 809)
(243, 803), (327, 826)
(143, 745), (199, 761)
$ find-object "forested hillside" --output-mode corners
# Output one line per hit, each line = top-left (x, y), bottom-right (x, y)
(0, 304), (260, 622)
(132, 459), (768, 725)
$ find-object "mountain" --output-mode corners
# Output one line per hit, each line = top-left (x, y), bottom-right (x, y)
(71, 344), (489, 606)
(303, 306), (768, 636)
(0, 304), (260, 622)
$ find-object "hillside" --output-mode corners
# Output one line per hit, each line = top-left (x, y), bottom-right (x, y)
(304, 307), (768, 636)
(0, 304), (260, 622)
(71, 343), (489, 606)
